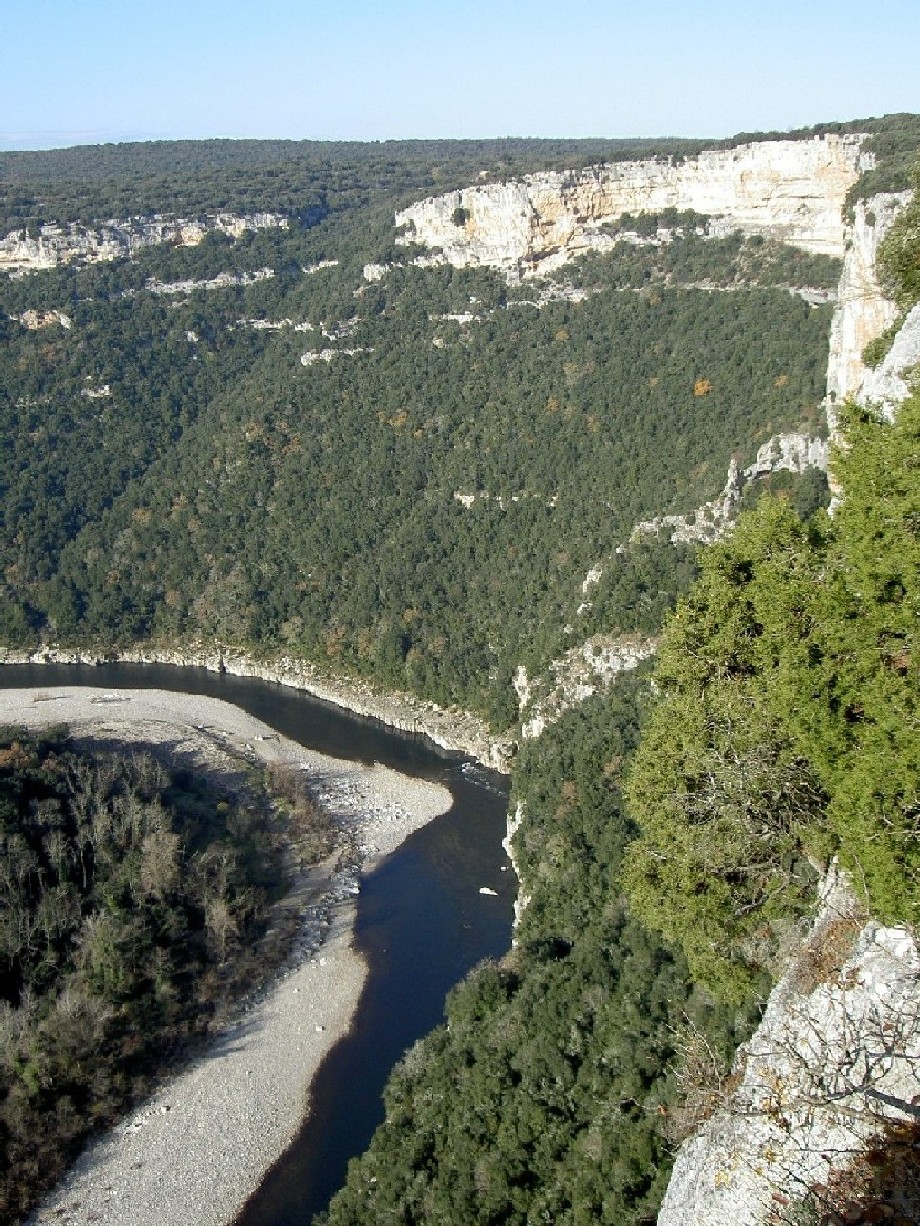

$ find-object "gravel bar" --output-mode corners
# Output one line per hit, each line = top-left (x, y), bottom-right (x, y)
(0, 687), (451, 1226)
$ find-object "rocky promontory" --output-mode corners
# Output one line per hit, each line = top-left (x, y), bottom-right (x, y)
(396, 135), (866, 279)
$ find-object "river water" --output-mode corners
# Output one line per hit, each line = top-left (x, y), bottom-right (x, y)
(0, 663), (515, 1224)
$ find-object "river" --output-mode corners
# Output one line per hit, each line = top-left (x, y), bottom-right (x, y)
(0, 662), (515, 1224)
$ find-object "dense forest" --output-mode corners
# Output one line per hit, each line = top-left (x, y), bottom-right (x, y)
(0, 120), (918, 1223)
(0, 127), (856, 725)
(322, 156), (920, 1224)
(0, 725), (333, 1222)
(2, 113), (918, 232)
(319, 677), (757, 1225)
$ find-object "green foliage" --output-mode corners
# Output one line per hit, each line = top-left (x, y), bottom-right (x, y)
(0, 137), (719, 235)
(737, 467), (831, 520)
(845, 115), (920, 204)
(623, 392), (920, 1000)
(1, 132), (900, 1219)
(862, 316), (906, 369)
(622, 503), (828, 1001)
(875, 157), (920, 313)
(320, 683), (754, 1225)
(789, 399), (920, 917)
(547, 230), (841, 296)
(602, 207), (710, 237)
(0, 228), (832, 717)
(0, 727), (299, 1222)
(580, 537), (700, 641)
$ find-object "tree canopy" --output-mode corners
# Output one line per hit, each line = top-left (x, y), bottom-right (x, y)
(623, 391), (920, 1000)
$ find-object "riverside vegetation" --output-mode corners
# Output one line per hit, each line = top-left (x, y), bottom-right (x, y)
(1, 118), (919, 1223)
(0, 725), (334, 1222)
(322, 150), (920, 1224)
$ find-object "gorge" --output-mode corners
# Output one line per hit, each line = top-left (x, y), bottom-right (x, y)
(1, 116), (919, 1223)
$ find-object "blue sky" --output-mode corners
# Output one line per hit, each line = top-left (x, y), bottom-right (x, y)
(1, 0), (917, 149)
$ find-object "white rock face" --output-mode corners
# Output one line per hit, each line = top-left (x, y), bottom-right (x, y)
(825, 192), (911, 410)
(517, 634), (657, 739)
(396, 136), (864, 279)
(659, 868), (920, 1225)
(502, 801), (531, 935)
(9, 308), (72, 330)
(299, 347), (371, 366)
(743, 432), (829, 480)
(859, 300), (920, 419)
(142, 267), (275, 296)
(0, 212), (287, 275)
(632, 433), (827, 546)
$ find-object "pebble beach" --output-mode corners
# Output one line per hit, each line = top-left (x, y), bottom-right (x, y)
(0, 686), (452, 1226)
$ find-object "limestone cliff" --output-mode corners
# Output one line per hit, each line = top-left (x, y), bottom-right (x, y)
(396, 135), (865, 279)
(0, 212), (287, 274)
(825, 191), (911, 411)
(658, 868), (920, 1225)
(513, 634), (657, 740)
(859, 300), (920, 418)
(631, 432), (829, 547)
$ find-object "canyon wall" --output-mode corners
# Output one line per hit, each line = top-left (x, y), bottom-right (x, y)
(825, 191), (911, 409)
(396, 135), (866, 278)
(859, 300), (920, 418)
(0, 212), (287, 274)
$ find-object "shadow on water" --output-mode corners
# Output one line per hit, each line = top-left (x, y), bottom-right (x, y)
(0, 661), (448, 776)
(237, 777), (514, 1225)
(0, 662), (515, 1225)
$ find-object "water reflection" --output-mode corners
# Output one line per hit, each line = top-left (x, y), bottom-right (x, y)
(0, 662), (514, 1224)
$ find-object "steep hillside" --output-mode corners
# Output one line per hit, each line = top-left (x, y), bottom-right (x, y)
(631, 162), (920, 1222)
(0, 134), (856, 729)
(1, 121), (918, 1224)
(321, 139), (919, 1224)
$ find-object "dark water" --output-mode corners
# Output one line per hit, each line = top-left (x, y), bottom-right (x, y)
(0, 663), (515, 1224)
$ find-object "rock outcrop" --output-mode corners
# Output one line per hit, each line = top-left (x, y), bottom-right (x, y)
(396, 136), (865, 280)
(0, 212), (287, 275)
(8, 308), (72, 329)
(514, 634), (657, 740)
(631, 432), (828, 546)
(659, 867), (920, 1225)
(859, 300), (920, 420)
(141, 268), (275, 296)
(825, 191), (911, 412)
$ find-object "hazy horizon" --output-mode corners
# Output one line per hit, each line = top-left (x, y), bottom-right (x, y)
(2, 0), (917, 153)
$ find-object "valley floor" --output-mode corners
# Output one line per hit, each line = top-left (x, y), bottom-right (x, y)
(0, 687), (451, 1226)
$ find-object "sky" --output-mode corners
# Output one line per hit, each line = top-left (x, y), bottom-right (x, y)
(1, 0), (917, 150)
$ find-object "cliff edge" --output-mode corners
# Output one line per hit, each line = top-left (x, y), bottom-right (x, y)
(658, 868), (920, 1224)
(396, 135), (865, 279)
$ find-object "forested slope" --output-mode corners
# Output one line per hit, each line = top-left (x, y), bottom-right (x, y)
(1, 123), (918, 1223)
(321, 154), (920, 1224)
(0, 132), (851, 725)
(319, 678), (756, 1225)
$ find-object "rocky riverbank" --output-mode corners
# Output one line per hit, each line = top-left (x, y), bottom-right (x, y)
(0, 644), (514, 771)
(2, 686), (453, 1226)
